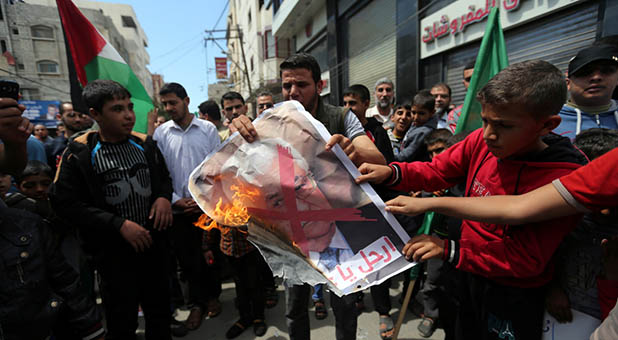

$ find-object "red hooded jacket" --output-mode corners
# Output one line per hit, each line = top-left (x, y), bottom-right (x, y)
(388, 128), (587, 287)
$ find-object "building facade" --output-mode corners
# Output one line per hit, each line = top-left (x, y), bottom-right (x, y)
(273, 0), (618, 107)
(0, 0), (152, 102)
(226, 0), (290, 114)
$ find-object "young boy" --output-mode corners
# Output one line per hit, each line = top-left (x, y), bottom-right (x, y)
(387, 102), (412, 158)
(344, 84), (395, 163)
(5, 160), (55, 222)
(357, 60), (587, 340)
(395, 90), (438, 162)
(51, 79), (174, 339)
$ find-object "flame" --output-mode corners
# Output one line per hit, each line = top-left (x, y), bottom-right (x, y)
(193, 181), (260, 232)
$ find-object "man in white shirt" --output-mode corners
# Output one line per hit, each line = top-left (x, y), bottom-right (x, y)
(365, 77), (395, 130)
(153, 82), (222, 332)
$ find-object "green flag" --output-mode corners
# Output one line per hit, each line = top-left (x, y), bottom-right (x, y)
(57, 0), (153, 133)
(455, 7), (509, 134)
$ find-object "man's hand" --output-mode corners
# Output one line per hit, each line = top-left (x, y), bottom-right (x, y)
(325, 134), (357, 162)
(173, 197), (201, 214)
(0, 98), (31, 144)
(545, 285), (572, 323)
(230, 115), (257, 142)
(402, 234), (445, 262)
(384, 195), (429, 216)
(356, 163), (393, 184)
(203, 250), (215, 266)
(149, 197), (172, 230)
(119, 220), (153, 252)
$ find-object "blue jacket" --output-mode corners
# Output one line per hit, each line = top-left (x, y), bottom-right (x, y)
(395, 114), (438, 162)
(554, 100), (618, 140)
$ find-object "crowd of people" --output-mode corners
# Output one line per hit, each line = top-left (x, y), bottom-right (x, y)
(0, 37), (617, 340)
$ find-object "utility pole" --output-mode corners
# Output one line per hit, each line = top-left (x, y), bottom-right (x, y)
(236, 24), (252, 96)
(204, 27), (252, 97)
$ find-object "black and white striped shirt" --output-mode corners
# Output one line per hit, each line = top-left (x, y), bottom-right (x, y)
(92, 139), (152, 227)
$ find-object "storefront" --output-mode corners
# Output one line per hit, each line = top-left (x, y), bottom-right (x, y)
(417, 0), (605, 105)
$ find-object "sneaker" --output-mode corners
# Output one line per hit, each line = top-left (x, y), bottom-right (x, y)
(417, 317), (436, 338)
(253, 319), (267, 336)
(171, 319), (189, 337)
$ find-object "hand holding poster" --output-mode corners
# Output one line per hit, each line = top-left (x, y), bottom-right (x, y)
(188, 101), (416, 295)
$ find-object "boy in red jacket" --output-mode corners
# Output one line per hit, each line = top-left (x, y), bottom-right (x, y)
(357, 60), (587, 340)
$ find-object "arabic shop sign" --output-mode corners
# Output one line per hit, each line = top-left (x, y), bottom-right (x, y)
(420, 0), (584, 58)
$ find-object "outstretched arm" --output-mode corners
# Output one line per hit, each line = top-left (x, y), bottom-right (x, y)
(386, 183), (577, 225)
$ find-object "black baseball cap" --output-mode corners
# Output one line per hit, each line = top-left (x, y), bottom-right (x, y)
(568, 44), (618, 76)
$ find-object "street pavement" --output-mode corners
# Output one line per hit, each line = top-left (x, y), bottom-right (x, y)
(148, 276), (446, 340)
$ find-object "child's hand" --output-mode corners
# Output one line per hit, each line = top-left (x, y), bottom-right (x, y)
(402, 235), (445, 262)
(601, 237), (618, 281)
(432, 189), (446, 197)
(120, 220), (152, 252)
(356, 163), (392, 184)
(150, 197), (172, 230)
(173, 197), (201, 214)
(385, 195), (430, 216)
(545, 285), (572, 323)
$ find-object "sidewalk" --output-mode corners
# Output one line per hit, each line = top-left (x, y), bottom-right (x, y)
(156, 276), (445, 340)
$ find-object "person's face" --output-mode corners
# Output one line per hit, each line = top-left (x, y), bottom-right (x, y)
(427, 142), (447, 160)
(0, 174), (11, 198)
(161, 93), (190, 123)
(257, 95), (274, 115)
(431, 86), (451, 111)
(567, 60), (618, 107)
(18, 174), (52, 200)
(343, 94), (370, 119)
(154, 116), (166, 129)
(281, 68), (322, 115)
(223, 98), (248, 121)
(411, 105), (434, 127)
(391, 107), (412, 135)
(91, 97), (135, 140)
(60, 103), (88, 133)
(481, 104), (554, 159)
(34, 124), (48, 139)
(463, 68), (474, 90)
(259, 162), (336, 253)
(375, 83), (394, 109)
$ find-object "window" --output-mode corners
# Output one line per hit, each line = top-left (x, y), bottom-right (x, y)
(0, 40), (6, 53)
(12, 27), (18, 35)
(31, 25), (54, 39)
(250, 56), (254, 71)
(37, 60), (59, 73)
(18, 63), (24, 70)
(264, 30), (275, 59)
(248, 10), (252, 25)
(21, 88), (40, 100)
(259, 0), (264, 9)
(121, 15), (136, 28)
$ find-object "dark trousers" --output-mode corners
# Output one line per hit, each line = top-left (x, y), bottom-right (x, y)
(370, 278), (392, 316)
(226, 250), (266, 323)
(285, 284), (357, 340)
(421, 257), (443, 319)
(170, 213), (221, 309)
(455, 272), (545, 340)
(259, 252), (276, 289)
(97, 233), (171, 340)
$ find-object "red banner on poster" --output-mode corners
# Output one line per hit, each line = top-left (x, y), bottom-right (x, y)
(215, 57), (228, 79)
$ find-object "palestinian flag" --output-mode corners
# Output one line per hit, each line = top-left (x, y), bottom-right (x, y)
(57, 0), (153, 133)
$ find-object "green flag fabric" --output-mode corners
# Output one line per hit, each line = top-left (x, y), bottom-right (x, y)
(455, 7), (509, 134)
(57, 0), (153, 133)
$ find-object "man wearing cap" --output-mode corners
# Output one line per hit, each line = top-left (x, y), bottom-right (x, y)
(554, 44), (618, 140)
(365, 78), (395, 130)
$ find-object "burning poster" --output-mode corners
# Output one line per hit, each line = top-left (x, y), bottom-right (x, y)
(188, 101), (416, 295)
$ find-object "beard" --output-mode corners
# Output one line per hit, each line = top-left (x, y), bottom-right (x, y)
(378, 98), (391, 108)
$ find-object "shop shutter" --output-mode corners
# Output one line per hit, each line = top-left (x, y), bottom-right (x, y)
(347, 0), (397, 106)
(445, 1), (598, 106)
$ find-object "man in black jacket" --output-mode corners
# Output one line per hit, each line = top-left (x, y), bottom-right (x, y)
(51, 80), (174, 340)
